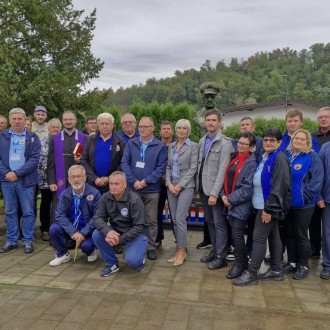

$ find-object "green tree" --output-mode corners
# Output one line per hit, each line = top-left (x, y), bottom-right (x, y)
(0, 0), (104, 117)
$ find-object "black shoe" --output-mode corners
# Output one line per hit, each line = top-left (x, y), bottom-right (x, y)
(196, 241), (212, 249)
(113, 245), (123, 254)
(233, 270), (258, 286)
(292, 265), (309, 280)
(282, 263), (297, 275)
(0, 243), (18, 253)
(310, 250), (321, 259)
(155, 241), (162, 249)
(320, 269), (330, 280)
(200, 249), (216, 263)
(41, 231), (50, 241)
(208, 256), (227, 270)
(147, 249), (157, 260)
(226, 263), (247, 279)
(258, 268), (284, 281)
(24, 241), (34, 254)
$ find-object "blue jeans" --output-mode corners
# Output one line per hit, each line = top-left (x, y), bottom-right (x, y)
(49, 223), (95, 257)
(92, 229), (147, 269)
(1, 180), (36, 245)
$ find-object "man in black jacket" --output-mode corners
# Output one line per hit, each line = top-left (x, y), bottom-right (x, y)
(81, 113), (125, 195)
(92, 171), (148, 277)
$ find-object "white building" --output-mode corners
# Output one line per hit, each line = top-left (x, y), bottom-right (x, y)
(221, 100), (324, 127)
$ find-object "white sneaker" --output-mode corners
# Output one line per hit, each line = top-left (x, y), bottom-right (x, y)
(49, 252), (71, 267)
(87, 250), (98, 262)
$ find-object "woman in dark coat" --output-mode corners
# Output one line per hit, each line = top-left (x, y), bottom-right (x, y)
(221, 132), (257, 279)
(233, 128), (291, 286)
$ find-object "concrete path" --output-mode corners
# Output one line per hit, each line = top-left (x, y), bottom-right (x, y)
(0, 221), (329, 329)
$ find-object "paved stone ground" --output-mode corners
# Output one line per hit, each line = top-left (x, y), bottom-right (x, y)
(0, 218), (329, 329)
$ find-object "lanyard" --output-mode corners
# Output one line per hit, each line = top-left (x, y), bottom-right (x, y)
(140, 140), (151, 162)
(72, 194), (82, 228)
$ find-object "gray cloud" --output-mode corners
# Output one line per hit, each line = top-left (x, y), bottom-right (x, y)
(73, 0), (330, 90)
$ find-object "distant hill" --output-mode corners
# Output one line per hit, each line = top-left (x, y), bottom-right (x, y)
(104, 43), (330, 112)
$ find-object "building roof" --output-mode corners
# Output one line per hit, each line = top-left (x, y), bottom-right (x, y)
(220, 99), (324, 114)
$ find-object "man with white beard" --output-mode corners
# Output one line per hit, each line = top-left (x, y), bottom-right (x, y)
(48, 165), (101, 266)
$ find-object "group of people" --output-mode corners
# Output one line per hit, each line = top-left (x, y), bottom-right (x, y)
(0, 105), (330, 284)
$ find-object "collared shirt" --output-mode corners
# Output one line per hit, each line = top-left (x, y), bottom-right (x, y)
(202, 134), (217, 159)
(95, 133), (113, 177)
(31, 122), (48, 140)
(140, 137), (153, 162)
(172, 138), (192, 178)
(9, 128), (26, 171)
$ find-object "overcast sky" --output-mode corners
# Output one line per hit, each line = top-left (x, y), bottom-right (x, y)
(72, 0), (330, 91)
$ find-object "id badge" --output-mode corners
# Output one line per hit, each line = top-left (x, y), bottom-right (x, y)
(10, 154), (21, 161)
(136, 161), (145, 168)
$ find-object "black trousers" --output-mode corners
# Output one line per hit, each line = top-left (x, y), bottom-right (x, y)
(285, 206), (315, 267)
(228, 216), (248, 266)
(248, 210), (282, 274)
(39, 188), (52, 233)
(156, 184), (175, 242)
(309, 205), (322, 252)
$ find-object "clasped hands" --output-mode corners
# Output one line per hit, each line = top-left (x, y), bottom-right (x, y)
(105, 230), (120, 246)
(95, 176), (109, 187)
(5, 172), (18, 182)
(134, 180), (147, 190)
(168, 183), (182, 196)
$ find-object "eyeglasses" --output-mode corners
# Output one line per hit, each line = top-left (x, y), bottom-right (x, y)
(237, 141), (250, 146)
(317, 115), (330, 120)
(138, 125), (152, 129)
(69, 175), (85, 179)
(123, 121), (135, 124)
(263, 138), (278, 143)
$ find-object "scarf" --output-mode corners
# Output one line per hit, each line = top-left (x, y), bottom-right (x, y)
(224, 153), (251, 197)
(54, 130), (85, 198)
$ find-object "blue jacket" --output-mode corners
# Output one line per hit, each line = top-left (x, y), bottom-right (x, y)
(280, 131), (320, 153)
(285, 151), (323, 208)
(116, 130), (140, 144)
(260, 150), (291, 219)
(319, 142), (330, 203)
(121, 136), (168, 193)
(55, 183), (101, 237)
(220, 153), (257, 221)
(0, 128), (41, 186)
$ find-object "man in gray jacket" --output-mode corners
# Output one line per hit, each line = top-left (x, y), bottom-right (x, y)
(92, 171), (148, 277)
(196, 109), (233, 270)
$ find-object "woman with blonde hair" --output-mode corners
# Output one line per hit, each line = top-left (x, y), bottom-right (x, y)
(283, 129), (324, 280)
(166, 119), (198, 266)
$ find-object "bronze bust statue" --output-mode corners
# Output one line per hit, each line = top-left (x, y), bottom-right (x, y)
(196, 82), (221, 128)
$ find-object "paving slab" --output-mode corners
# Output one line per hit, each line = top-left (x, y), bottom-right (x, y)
(0, 218), (330, 329)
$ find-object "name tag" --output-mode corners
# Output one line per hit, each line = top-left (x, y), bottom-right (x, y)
(136, 161), (145, 168)
(10, 154), (21, 161)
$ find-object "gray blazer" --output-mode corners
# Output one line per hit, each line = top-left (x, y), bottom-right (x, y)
(166, 139), (198, 189)
(196, 132), (233, 197)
